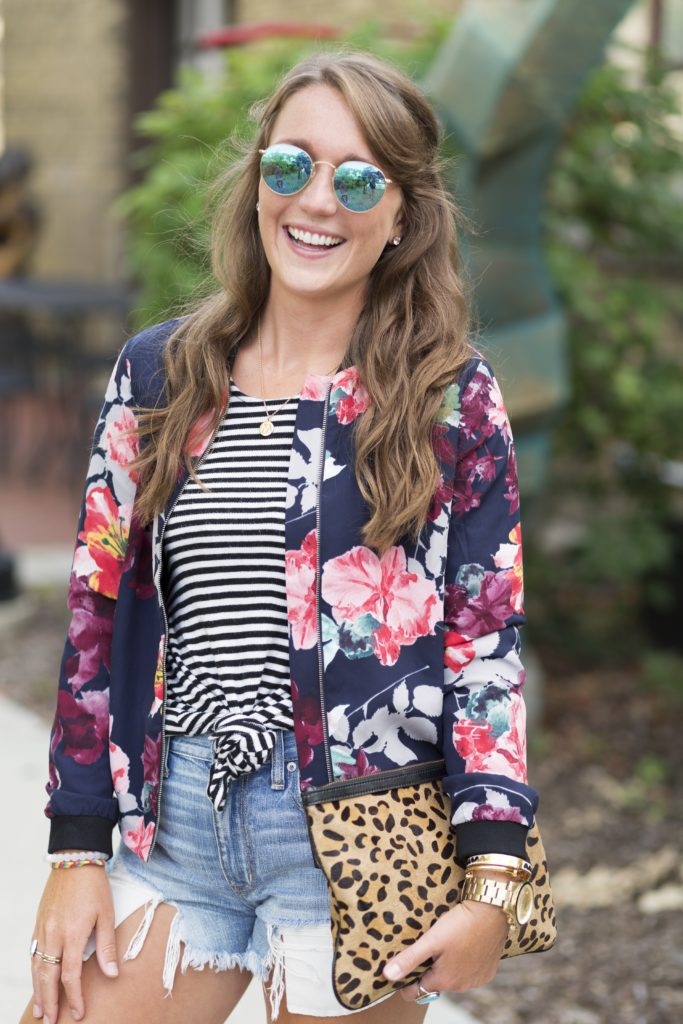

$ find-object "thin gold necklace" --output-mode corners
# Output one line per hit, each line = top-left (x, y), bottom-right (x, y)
(257, 318), (339, 437)
(257, 319), (296, 437)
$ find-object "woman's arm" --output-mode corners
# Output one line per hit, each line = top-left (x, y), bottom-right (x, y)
(384, 359), (538, 997)
(441, 359), (538, 859)
(46, 346), (142, 853)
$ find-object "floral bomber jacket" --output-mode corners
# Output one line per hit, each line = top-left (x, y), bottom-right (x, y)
(46, 319), (539, 863)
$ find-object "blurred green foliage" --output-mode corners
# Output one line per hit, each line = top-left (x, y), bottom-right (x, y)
(527, 52), (683, 669)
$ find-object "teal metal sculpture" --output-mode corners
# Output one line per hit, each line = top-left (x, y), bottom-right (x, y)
(424, 0), (634, 492)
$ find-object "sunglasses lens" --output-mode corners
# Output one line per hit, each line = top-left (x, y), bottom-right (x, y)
(260, 144), (312, 195)
(334, 162), (387, 212)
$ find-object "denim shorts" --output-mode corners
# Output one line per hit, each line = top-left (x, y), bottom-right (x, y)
(96, 731), (360, 1018)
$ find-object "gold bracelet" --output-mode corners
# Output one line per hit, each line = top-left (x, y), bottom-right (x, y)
(465, 857), (531, 883)
(465, 854), (532, 874)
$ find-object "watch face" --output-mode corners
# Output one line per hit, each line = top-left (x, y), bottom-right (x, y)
(515, 882), (534, 925)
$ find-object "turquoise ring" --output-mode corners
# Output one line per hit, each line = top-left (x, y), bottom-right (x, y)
(416, 981), (441, 1005)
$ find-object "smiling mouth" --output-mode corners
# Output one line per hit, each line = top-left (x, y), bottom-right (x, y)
(287, 226), (344, 249)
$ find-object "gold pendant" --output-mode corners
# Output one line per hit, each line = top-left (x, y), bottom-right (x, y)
(259, 419), (274, 437)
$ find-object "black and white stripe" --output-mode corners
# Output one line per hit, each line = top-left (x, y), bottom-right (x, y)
(163, 382), (298, 809)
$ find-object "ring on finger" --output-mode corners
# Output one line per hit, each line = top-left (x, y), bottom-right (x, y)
(29, 941), (62, 966)
(416, 980), (441, 1005)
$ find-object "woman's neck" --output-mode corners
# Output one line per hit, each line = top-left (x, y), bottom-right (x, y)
(261, 290), (359, 373)
(231, 293), (359, 398)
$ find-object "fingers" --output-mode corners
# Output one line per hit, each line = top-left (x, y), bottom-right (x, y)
(60, 942), (86, 1021)
(383, 931), (434, 989)
(383, 902), (507, 1001)
(95, 920), (119, 981)
(30, 943), (62, 1024)
(30, 867), (118, 1022)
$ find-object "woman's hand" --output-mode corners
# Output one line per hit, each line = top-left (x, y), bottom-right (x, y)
(30, 866), (118, 1023)
(383, 899), (508, 999)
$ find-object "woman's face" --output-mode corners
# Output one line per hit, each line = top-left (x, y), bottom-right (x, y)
(257, 84), (404, 314)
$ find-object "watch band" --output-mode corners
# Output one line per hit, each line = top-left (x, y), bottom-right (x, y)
(461, 873), (534, 930)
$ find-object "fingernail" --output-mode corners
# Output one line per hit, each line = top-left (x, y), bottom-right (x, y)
(384, 961), (402, 980)
(32, 1006), (42, 1019)
(71, 1010), (83, 1021)
(104, 961), (119, 977)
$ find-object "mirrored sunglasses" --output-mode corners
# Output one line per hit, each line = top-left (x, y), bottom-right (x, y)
(259, 143), (392, 213)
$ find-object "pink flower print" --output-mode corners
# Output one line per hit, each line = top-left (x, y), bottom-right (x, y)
(485, 374), (512, 444)
(504, 446), (520, 514)
(452, 571), (514, 639)
(432, 423), (456, 469)
(338, 748), (380, 780)
(109, 738), (130, 795)
(184, 395), (226, 459)
(123, 818), (155, 859)
(76, 485), (131, 598)
(285, 531), (318, 650)
(456, 701), (527, 780)
(444, 582), (469, 626)
(443, 630), (477, 673)
(65, 575), (114, 692)
(150, 638), (165, 715)
(291, 680), (324, 769)
(472, 801), (524, 824)
(142, 733), (162, 815)
(142, 733), (161, 790)
(322, 545), (440, 667)
(330, 368), (370, 424)
(493, 524), (524, 614)
(451, 480), (479, 515)
(53, 688), (109, 765)
(102, 405), (139, 476)
(372, 623), (402, 666)
(300, 374), (334, 401)
(497, 698), (528, 782)
(472, 451), (502, 484)
(452, 719), (497, 772)
(460, 367), (499, 442)
(428, 474), (454, 522)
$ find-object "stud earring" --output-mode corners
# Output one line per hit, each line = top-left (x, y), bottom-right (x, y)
(256, 202), (260, 213)
(392, 236), (401, 246)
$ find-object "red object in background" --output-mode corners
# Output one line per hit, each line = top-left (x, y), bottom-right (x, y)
(197, 22), (340, 49)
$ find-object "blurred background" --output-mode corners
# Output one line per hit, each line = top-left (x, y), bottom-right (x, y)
(1, 1), (682, 1022)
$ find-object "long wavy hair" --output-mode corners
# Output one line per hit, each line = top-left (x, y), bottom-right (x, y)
(133, 50), (472, 552)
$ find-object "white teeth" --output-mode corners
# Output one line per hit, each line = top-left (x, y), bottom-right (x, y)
(288, 226), (342, 247)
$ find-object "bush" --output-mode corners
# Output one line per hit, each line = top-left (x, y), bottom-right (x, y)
(527, 52), (683, 668)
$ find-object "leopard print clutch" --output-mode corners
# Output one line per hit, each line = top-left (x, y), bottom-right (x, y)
(304, 761), (556, 1010)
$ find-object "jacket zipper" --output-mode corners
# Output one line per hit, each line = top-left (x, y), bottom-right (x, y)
(148, 422), (221, 857)
(315, 383), (335, 783)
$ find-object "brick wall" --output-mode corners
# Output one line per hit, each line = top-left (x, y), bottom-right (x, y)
(2, 0), (129, 282)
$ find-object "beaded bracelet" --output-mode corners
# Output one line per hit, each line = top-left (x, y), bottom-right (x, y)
(46, 851), (109, 870)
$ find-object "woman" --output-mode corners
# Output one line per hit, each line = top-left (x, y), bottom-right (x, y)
(24, 50), (538, 1024)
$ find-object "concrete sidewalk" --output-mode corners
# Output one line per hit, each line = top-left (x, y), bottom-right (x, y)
(1, 691), (481, 1024)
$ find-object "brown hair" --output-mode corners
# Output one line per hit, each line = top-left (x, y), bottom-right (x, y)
(133, 50), (471, 551)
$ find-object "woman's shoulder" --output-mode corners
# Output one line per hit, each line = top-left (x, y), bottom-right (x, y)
(121, 316), (185, 363)
(437, 351), (511, 446)
(116, 317), (184, 404)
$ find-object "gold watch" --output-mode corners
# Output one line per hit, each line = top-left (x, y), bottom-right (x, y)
(461, 873), (534, 931)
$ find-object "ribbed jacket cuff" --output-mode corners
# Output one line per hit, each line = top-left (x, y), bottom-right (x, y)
(48, 816), (115, 857)
(454, 821), (529, 866)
